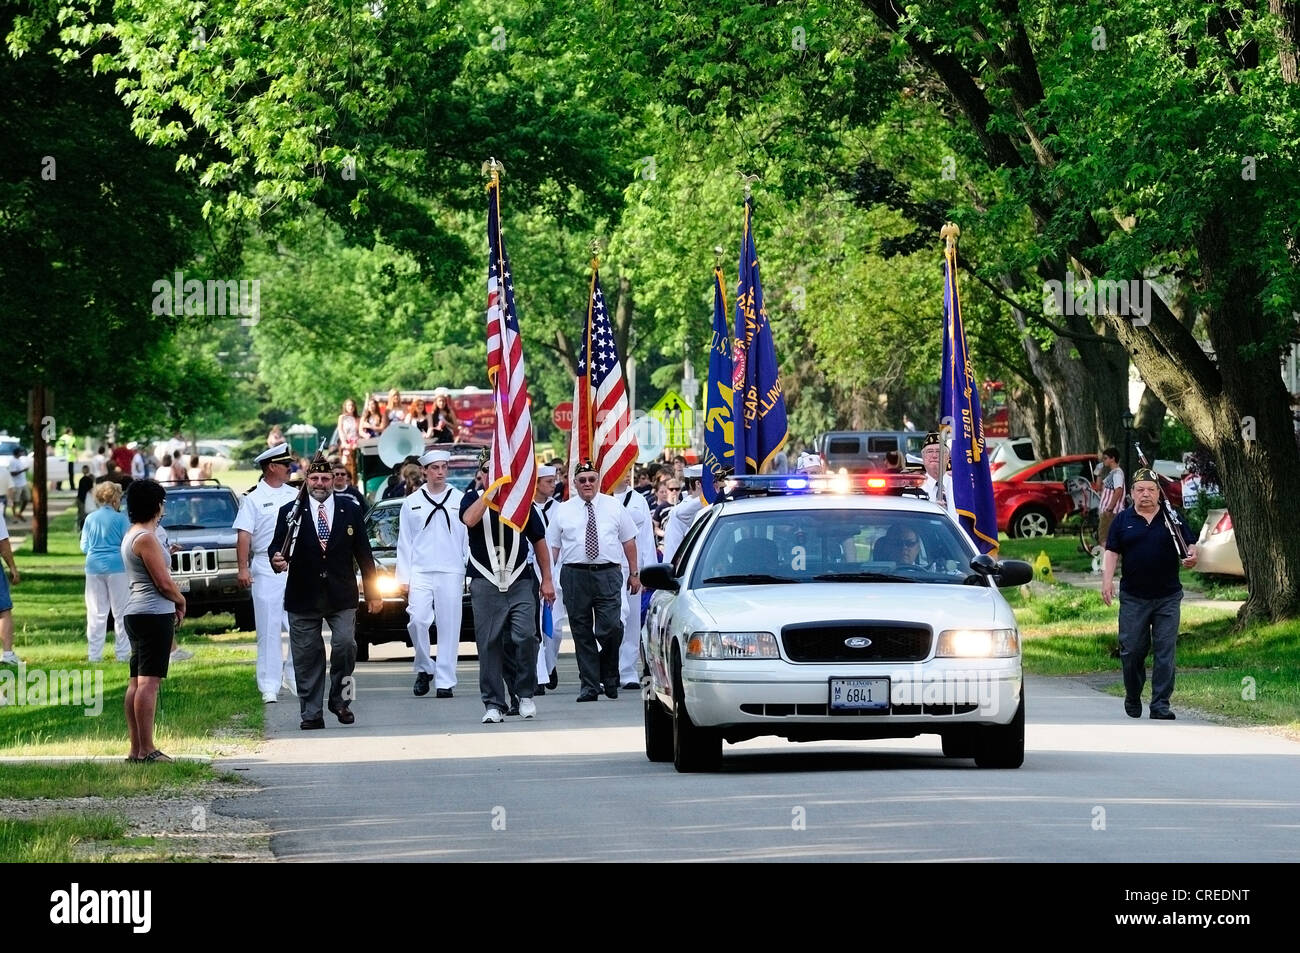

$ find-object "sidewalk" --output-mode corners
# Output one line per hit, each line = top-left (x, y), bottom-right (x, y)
(1053, 569), (1243, 612)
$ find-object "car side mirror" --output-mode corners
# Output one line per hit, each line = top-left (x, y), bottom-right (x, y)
(969, 554), (1035, 588)
(640, 563), (680, 593)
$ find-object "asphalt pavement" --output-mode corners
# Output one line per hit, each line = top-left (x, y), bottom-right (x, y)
(218, 641), (1300, 863)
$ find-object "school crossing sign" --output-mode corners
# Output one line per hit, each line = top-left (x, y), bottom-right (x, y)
(648, 390), (694, 449)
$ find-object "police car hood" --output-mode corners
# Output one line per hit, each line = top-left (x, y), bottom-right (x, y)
(691, 583), (1004, 632)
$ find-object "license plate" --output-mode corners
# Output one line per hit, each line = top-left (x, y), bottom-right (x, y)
(829, 677), (889, 714)
(176, 578), (190, 593)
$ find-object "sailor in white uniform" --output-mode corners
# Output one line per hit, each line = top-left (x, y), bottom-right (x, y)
(661, 465), (706, 565)
(612, 471), (655, 689)
(533, 470), (566, 690)
(396, 449), (468, 697)
(234, 444), (301, 702)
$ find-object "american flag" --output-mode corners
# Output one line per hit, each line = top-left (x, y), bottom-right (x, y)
(569, 266), (637, 493)
(485, 178), (536, 530)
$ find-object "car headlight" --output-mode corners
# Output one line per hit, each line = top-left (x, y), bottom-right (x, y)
(376, 574), (404, 597)
(685, 631), (779, 659)
(936, 628), (1020, 658)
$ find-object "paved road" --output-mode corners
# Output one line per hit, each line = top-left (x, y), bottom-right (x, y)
(218, 642), (1300, 862)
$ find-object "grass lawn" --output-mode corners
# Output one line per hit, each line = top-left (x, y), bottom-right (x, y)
(0, 813), (129, 863)
(998, 534), (1097, 573)
(2, 511), (262, 763)
(0, 757), (232, 799)
(1011, 584), (1300, 733)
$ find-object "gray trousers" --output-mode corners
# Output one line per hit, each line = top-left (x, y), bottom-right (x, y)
(560, 564), (624, 695)
(1118, 591), (1181, 713)
(289, 603), (357, 721)
(471, 575), (538, 711)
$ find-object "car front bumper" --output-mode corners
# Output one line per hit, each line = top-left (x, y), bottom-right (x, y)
(682, 657), (1022, 730)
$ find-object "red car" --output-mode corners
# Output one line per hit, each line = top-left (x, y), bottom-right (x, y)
(993, 454), (1183, 538)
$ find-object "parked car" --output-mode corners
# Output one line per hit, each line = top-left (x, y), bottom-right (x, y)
(989, 436), (1038, 478)
(159, 483), (254, 630)
(993, 453), (1184, 538)
(640, 475), (1033, 772)
(354, 497), (477, 661)
(1193, 509), (1244, 578)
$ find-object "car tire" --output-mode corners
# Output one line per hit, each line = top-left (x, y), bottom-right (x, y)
(645, 689), (674, 763)
(233, 603), (256, 633)
(1011, 506), (1054, 538)
(671, 649), (721, 773)
(974, 693), (1025, 769)
(355, 632), (370, 663)
(941, 729), (977, 759)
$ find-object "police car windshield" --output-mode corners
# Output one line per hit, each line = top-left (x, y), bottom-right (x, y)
(160, 490), (239, 529)
(692, 509), (976, 587)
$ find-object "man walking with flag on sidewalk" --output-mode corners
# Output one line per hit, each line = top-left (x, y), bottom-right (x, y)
(939, 223), (999, 554)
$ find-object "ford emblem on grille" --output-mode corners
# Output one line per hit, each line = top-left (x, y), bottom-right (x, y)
(844, 636), (873, 649)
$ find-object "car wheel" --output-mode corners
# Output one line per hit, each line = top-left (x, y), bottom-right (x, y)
(355, 633), (370, 663)
(644, 687), (674, 763)
(974, 693), (1025, 769)
(671, 649), (721, 773)
(233, 603), (256, 632)
(941, 729), (977, 759)
(1012, 507), (1053, 538)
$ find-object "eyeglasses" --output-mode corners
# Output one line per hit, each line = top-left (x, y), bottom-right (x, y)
(575, 476), (598, 485)
(332, 472), (348, 478)
(666, 485), (681, 491)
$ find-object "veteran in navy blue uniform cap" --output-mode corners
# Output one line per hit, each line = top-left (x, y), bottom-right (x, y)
(270, 457), (380, 729)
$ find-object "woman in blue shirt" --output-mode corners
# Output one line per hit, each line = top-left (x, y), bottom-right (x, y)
(80, 481), (131, 662)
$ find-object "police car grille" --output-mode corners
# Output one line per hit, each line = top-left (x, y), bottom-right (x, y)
(780, 624), (931, 662)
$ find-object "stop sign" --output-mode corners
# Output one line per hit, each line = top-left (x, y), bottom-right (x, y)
(552, 401), (574, 430)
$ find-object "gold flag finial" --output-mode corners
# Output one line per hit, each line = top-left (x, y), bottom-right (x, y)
(738, 172), (760, 197)
(589, 237), (604, 270)
(481, 157), (505, 182)
(713, 244), (725, 269)
(940, 222), (960, 248)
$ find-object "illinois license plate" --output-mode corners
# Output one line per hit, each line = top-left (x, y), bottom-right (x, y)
(176, 578), (190, 593)
(829, 677), (889, 714)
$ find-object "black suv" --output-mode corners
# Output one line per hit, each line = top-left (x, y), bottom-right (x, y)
(161, 483), (255, 630)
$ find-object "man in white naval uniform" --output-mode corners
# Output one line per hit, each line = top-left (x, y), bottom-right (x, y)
(234, 444), (301, 703)
(534, 469), (565, 691)
(661, 465), (706, 565)
(396, 449), (468, 698)
(527, 465), (560, 696)
(611, 472), (655, 690)
(920, 432), (958, 521)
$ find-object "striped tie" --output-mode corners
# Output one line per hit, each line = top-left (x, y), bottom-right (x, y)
(585, 501), (599, 561)
(316, 503), (330, 551)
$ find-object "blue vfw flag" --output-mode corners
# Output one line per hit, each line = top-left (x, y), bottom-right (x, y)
(939, 226), (999, 554)
(702, 266), (735, 503)
(732, 196), (788, 474)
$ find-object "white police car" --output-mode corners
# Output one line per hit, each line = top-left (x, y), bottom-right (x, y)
(640, 474), (1033, 772)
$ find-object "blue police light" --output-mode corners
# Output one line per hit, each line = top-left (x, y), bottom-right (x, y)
(785, 477), (809, 490)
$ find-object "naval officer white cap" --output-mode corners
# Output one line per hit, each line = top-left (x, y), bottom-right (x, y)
(255, 444), (294, 467)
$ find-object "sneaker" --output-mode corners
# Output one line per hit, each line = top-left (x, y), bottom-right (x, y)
(1, 651), (19, 665)
(169, 648), (194, 662)
(482, 707), (503, 724)
(262, 691), (278, 703)
(519, 697), (537, 719)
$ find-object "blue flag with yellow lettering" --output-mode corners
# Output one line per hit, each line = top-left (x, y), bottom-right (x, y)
(702, 268), (734, 503)
(940, 239), (999, 554)
(733, 197), (788, 473)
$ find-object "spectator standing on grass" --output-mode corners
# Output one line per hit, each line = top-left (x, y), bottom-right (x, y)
(76, 466), (95, 530)
(0, 518), (20, 665)
(56, 427), (78, 491)
(91, 445), (108, 479)
(7, 448), (31, 521)
(81, 481), (132, 663)
(1097, 447), (1126, 550)
(120, 479), (187, 762)
(1101, 468), (1198, 721)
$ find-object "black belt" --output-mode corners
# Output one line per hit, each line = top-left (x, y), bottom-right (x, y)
(566, 562), (618, 571)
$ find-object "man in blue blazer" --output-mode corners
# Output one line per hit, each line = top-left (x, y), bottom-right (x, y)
(271, 458), (380, 729)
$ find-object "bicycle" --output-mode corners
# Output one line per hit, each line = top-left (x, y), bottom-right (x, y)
(1067, 475), (1102, 555)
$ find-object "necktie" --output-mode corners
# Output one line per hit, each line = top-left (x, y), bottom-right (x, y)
(585, 501), (599, 561)
(316, 503), (330, 550)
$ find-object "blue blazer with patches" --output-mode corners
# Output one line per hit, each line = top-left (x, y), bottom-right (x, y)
(268, 493), (377, 612)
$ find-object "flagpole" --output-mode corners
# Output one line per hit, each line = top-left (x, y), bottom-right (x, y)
(937, 222), (961, 507)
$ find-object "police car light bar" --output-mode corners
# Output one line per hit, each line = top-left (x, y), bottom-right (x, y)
(720, 471), (929, 499)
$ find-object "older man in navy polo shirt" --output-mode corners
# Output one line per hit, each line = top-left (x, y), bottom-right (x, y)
(1100, 468), (1198, 720)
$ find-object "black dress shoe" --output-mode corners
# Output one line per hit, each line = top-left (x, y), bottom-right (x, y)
(621, 682), (641, 691)
(1124, 698), (1141, 718)
(413, 672), (431, 697)
(328, 703), (355, 725)
(435, 688), (453, 699)
(576, 691), (599, 703)
(1149, 709), (1176, 720)
(603, 684), (618, 699)
(548, 669), (558, 690)
(300, 717), (325, 730)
